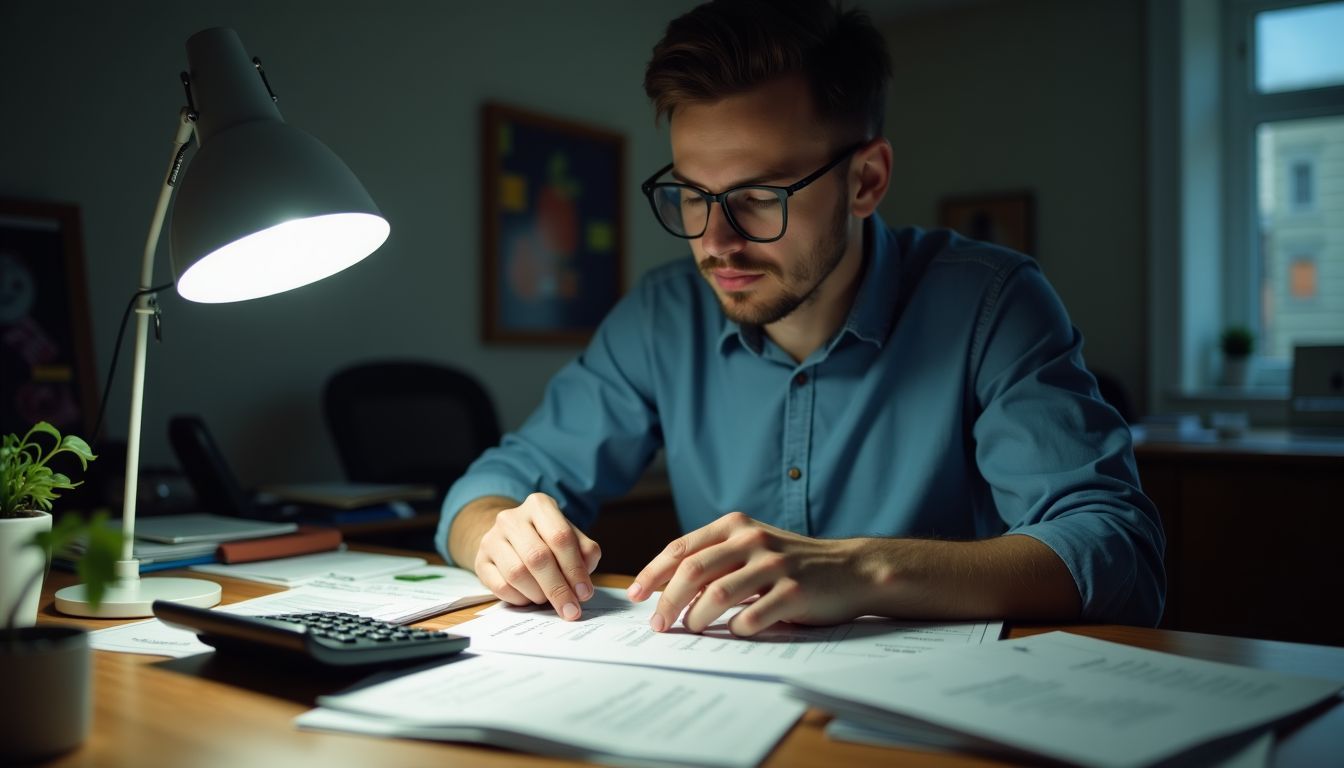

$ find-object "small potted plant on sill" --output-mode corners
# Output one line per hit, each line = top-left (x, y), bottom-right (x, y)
(1220, 326), (1254, 388)
(1, 421), (123, 763)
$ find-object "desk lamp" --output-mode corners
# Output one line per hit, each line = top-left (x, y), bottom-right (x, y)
(54, 28), (389, 617)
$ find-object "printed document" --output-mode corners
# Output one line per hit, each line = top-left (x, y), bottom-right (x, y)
(450, 587), (1001, 679)
(89, 566), (492, 657)
(298, 652), (805, 768)
(788, 631), (1343, 768)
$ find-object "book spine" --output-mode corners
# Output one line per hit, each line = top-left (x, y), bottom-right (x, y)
(216, 526), (343, 564)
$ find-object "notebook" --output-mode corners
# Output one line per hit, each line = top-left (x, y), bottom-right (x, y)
(133, 513), (297, 544)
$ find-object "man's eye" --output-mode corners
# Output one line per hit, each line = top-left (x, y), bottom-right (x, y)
(680, 193), (707, 208)
(743, 194), (780, 208)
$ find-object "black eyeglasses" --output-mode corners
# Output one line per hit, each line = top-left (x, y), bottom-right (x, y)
(640, 143), (862, 243)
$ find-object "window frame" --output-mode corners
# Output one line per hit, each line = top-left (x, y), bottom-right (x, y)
(1224, 0), (1344, 365)
(1147, 0), (1344, 421)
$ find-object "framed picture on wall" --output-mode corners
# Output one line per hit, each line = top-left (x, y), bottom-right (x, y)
(481, 103), (625, 344)
(0, 198), (97, 437)
(938, 190), (1036, 257)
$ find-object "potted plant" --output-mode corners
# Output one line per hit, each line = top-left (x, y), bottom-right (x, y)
(1, 421), (123, 763)
(1220, 326), (1254, 387)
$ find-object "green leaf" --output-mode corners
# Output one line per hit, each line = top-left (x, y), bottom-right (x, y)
(26, 421), (61, 444)
(59, 434), (96, 467)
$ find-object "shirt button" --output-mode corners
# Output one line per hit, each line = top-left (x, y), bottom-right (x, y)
(788, 467), (802, 480)
(793, 372), (808, 386)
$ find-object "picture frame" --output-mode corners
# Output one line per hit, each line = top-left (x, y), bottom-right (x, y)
(0, 198), (97, 437)
(481, 103), (625, 344)
(938, 190), (1036, 257)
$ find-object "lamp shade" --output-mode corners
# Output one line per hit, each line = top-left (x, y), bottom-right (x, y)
(170, 28), (389, 303)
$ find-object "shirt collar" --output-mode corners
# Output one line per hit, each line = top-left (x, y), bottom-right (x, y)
(715, 213), (901, 356)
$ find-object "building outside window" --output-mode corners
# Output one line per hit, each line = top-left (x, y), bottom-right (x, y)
(1231, 0), (1344, 370)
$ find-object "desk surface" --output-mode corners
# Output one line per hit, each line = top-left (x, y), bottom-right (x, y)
(36, 551), (1344, 768)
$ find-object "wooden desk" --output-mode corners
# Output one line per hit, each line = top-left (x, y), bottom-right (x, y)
(36, 555), (1344, 768)
(1134, 431), (1344, 646)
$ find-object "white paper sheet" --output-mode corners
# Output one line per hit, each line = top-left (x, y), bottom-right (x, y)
(791, 631), (1341, 768)
(823, 719), (1277, 767)
(450, 587), (1001, 679)
(299, 651), (806, 768)
(89, 567), (492, 657)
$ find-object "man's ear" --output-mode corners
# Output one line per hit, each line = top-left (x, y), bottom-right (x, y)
(850, 137), (892, 218)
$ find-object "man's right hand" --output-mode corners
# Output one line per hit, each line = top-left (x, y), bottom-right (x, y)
(460, 493), (601, 620)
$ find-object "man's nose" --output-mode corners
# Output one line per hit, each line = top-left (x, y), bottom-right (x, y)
(700, 201), (745, 257)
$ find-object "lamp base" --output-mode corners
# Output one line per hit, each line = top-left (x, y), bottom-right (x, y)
(54, 577), (221, 618)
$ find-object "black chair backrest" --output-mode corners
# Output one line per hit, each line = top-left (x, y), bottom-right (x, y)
(323, 361), (502, 495)
(168, 414), (255, 517)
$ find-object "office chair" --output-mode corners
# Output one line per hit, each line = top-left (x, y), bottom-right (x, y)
(323, 361), (502, 497)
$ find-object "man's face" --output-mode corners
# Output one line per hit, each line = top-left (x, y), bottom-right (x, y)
(668, 76), (855, 327)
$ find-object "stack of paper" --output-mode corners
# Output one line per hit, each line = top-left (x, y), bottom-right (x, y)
(61, 513), (298, 571)
(298, 653), (806, 768)
(447, 587), (1003, 679)
(786, 631), (1344, 768)
(293, 587), (1002, 766)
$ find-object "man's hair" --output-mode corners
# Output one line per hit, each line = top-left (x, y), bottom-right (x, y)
(644, 0), (892, 141)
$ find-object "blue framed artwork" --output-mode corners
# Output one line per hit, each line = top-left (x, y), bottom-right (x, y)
(481, 103), (625, 344)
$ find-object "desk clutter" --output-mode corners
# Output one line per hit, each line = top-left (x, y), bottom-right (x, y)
(85, 571), (1344, 767)
(58, 513), (344, 572)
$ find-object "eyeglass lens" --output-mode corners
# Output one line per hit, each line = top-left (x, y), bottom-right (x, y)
(650, 186), (786, 241)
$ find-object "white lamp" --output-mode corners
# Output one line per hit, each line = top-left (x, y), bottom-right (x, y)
(54, 28), (389, 617)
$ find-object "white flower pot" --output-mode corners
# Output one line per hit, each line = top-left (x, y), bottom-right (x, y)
(0, 510), (53, 627)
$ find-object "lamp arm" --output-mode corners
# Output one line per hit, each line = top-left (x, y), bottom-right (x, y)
(116, 107), (196, 573)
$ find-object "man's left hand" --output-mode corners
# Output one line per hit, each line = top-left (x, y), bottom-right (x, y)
(626, 511), (873, 637)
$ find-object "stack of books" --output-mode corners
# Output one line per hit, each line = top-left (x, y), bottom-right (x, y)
(60, 513), (345, 572)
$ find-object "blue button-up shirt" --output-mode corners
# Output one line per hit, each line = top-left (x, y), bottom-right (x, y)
(439, 215), (1166, 626)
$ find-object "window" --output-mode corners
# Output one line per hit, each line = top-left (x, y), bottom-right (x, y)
(1254, 1), (1344, 93)
(1288, 254), (1318, 299)
(1230, 1), (1344, 368)
(1147, 0), (1344, 412)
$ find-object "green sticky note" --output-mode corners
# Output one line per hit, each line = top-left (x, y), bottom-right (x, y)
(394, 574), (444, 582)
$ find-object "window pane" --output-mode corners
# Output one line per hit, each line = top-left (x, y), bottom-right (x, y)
(1256, 115), (1344, 358)
(1255, 2), (1344, 93)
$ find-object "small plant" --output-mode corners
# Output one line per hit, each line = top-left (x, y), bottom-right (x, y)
(1220, 327), (1254, 359)
(2, 422), (121, 626)
(2, 421), (96, 517)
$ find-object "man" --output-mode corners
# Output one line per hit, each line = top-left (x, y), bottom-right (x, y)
(439, 0), (1165, 636)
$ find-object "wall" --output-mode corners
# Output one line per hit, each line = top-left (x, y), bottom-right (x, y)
(1, 0), (1148, 489)
(0, 0), (694, 485)
(878, 0), (1148, 414)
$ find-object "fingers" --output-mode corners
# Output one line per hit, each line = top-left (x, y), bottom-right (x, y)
(478, 493), (597, 620)
(648, 520), (773, 633)
(628, 511), (748, 602)
(474, 560), (534, 607)
(727, 578), (803, 638)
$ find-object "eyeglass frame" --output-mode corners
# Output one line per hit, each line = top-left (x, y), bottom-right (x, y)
(640, 142), (864, 244)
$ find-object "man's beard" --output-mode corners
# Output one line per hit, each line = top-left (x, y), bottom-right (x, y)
(699, 194), (850, 327)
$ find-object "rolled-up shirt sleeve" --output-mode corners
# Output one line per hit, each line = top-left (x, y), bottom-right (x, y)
(970, 262), (1166, 626)
(436, 288), (663, 565)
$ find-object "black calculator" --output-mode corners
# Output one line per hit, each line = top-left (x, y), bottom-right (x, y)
(152, 601), (470, 667)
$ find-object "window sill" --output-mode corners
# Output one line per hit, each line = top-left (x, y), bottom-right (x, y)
(1162, 388), (1290, 428)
